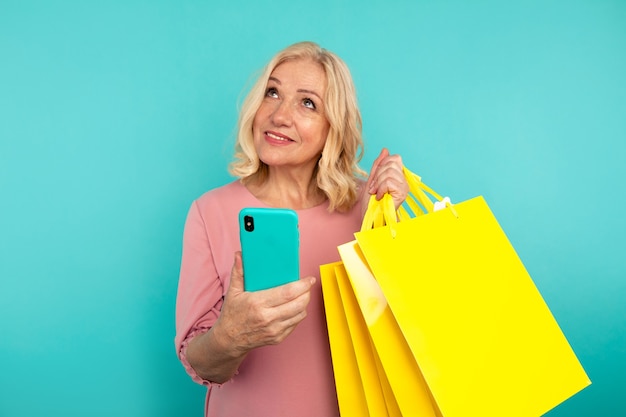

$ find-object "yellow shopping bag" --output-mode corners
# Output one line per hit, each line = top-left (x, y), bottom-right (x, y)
(337, 241), (439, 417)
(321, 204), (440, 415)
(321, 262), (402, 417)
(352, 167), (591, 417)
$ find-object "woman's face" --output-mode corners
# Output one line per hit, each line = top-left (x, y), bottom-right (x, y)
(252, 58), (330, 174)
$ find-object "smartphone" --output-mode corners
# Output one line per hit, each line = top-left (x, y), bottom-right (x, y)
(239, 207), (300, 291)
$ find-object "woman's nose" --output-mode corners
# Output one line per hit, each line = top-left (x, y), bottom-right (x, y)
(271, 100), (293, 126)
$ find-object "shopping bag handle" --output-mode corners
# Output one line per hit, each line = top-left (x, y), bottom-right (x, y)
(361, 166), (456, 236)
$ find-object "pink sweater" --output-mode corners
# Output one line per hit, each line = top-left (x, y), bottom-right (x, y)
(175, 180), (365, 417)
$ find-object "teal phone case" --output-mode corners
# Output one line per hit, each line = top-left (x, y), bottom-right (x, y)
(239, 208), (300, 291)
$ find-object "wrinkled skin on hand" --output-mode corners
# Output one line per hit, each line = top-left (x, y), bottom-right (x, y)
(366, 148), (409, 209)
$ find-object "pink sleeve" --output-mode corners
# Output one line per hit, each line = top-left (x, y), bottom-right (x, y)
(175, 200), (226, 386)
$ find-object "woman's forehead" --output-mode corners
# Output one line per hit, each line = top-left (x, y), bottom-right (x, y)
(269, 59), (327, 91)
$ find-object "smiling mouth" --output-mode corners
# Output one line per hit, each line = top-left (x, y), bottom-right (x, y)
(266, 131), (293, 142)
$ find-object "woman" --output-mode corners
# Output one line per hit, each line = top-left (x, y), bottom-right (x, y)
(175, 41), (408, 417)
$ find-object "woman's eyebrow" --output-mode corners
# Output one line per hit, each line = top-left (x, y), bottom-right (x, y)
(297, 89), (322, 101)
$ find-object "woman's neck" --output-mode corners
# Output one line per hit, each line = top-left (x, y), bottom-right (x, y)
(245, 168), (327, 210)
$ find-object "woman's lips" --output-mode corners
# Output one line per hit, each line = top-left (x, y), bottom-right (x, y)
(265, 131), (294, 143)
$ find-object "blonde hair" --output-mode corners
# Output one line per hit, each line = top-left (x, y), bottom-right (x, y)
(228, 41), (366, 212)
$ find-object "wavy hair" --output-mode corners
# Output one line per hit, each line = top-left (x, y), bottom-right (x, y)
(228, 41), (366, 212)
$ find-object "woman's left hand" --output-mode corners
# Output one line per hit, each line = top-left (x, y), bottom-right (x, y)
(366, 148), (409, 209)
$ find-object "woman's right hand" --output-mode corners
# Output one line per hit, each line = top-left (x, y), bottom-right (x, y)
(213, 251), (315, 355)
(187, 251), (315, 383)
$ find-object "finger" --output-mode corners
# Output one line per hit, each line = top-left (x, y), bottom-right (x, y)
(375, 176), (407, 200)
(270, 311), (309, 344)
(369, 154), (404, 195)
(375, 157), (405, 186)
(370, 158), (409, 207)
(262, 276), (315, 308)
(376, 154), (404, 177)
(227, 251), (245, 294)
(272, 294), (311, 328)
(233, 285), (311, 347)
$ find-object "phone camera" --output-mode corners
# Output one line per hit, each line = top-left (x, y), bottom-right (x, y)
(244, 215), (254, 232)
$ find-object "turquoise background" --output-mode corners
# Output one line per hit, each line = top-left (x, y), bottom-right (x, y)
(1, 0), (624, 415)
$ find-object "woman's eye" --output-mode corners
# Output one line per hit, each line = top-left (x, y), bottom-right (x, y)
(266, 87), (278, 98)
(303, 98), (316, 109)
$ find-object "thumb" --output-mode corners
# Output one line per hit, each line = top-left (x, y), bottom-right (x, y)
(367, 148), (390, 190)
(227, 251), (245, 294)
(368, 148), (389, 176)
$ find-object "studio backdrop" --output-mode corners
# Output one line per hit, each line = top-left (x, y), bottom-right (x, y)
(1, 1), (624, 416)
